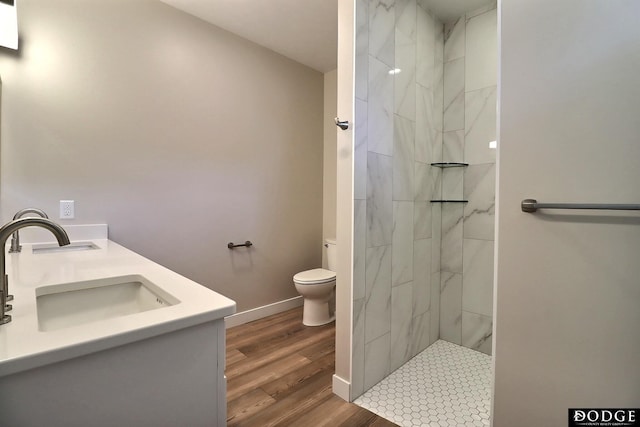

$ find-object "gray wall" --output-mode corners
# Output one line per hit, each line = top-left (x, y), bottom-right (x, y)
(495, 0), (640, 424)
(0, 0), (324, 312)
(322, 69), (337, 268)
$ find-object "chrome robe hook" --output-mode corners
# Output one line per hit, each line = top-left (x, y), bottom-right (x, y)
(334, 117), (349, 130)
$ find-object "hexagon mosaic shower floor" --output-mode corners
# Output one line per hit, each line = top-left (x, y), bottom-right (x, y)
(354, 340), (491, 427)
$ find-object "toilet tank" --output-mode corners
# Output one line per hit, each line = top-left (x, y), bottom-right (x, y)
(325, 238), (337, 272)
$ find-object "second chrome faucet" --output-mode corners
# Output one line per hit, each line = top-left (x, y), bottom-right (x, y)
(8, 208), (49, 253)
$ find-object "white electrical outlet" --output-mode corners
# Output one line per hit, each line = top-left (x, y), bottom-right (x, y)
(60, 200), (75, 219)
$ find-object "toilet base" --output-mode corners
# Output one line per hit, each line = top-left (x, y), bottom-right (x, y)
(302, 299), (335, 326)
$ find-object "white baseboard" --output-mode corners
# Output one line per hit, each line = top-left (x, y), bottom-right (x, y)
(332, 374), (351, 402)
(225, 296), (303, 329)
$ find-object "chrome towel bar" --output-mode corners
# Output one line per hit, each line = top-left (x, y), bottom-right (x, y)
(521, 199), (640, 213)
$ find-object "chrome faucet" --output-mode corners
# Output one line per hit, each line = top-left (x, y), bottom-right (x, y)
(8, 208), (49, 253)
(0, 218), (70, 325)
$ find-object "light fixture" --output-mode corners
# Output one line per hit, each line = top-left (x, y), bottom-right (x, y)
(0, 0), (18, 50)
(489, 140), (497, 149)
(388, 68), (402, 75)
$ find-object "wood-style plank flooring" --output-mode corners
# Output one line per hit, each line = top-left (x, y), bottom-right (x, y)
(226, 307), (398, 427)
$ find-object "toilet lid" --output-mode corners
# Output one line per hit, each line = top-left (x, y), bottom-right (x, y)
(294, 268), (336, 284)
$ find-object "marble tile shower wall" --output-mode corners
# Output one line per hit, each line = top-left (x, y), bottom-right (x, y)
(351, 0), (444, 399)
(439, 5), (497, 356)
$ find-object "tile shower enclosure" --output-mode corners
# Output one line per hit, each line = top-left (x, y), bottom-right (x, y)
(351, 0), (497, 399)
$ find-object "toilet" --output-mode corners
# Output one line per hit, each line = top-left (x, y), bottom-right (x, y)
(293, 239), (337, 326)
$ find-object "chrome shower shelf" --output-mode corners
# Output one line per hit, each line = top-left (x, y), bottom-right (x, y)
(430, 162), (469, 168)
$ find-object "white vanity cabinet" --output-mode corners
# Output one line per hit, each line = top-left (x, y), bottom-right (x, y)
(0, 319), (228, 426)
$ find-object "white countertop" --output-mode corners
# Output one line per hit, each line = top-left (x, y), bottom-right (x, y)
(0, 238), (236, 376)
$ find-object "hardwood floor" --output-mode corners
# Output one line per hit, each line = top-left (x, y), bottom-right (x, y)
(226, 307), (398, 427)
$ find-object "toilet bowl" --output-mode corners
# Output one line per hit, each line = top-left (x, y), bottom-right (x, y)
(293, 239), (336, 326)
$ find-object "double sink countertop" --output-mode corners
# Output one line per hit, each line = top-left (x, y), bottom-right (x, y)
(0, 225), (236, 377)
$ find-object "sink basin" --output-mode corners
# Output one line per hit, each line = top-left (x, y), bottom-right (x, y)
(33, 241), (100, 254)
(36, 275), (180, 331)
